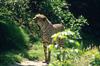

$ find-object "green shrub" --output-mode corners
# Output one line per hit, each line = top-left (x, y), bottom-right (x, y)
(90, 53), (100, 66)
(51, 29), (81, 48)
(0, 52), (23, 66)
(0, 0), (38, 43)
(23, 42), (44, 61)
(40, 0), (87, 29)
(49, 29), (82, 66)
(0, 21), (30, 52)
(0, 0), (31, 52)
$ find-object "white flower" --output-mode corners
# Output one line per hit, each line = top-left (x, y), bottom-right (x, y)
(55, 44), (58, 48)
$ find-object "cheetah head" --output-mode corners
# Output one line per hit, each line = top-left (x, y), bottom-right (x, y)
(33, 14), (47, 23)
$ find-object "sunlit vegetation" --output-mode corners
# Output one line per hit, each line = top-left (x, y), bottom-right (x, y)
(0, 0), (100, 66)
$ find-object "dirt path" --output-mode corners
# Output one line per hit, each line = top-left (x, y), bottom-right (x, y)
(11, 59), (48, 66)
(20, 60), (48, 66)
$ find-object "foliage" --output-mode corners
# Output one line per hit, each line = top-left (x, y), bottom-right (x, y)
(34, 0), (86, 25)
(0, 41), (44, 66)
(51, 29), (81, 49)
(90, 53), (100, 66)
(48, 29), (82, 66)
(23, 42), (44, 61)
(49, 48), (82, 66)
(0, 0), (99, 66)
(48, 0), (88, 45)
(49, 45), (100, 66)
(0, 0), (31, 23)
(0, 0), (38, 43)
(0, 0), (38, 65)
(0, 52), (23, 66)
(0, 22), (30, 52)
(49, 29), (99, 66)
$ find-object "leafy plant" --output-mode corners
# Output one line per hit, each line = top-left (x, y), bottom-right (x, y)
(48, 0), (88, 30)
(0, 22), (30, 52)
(90, 53), (100, 66)
(0, 52), (23, 66)
(49, 29), (82, 66)
(51, 29), (81, 49)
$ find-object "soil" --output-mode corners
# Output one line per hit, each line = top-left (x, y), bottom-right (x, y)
(11, 59), (48, 66)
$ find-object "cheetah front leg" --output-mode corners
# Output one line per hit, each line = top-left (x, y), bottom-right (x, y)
(47, 48), (51, 63)
(43, 43), (51, 64)
(43, 43), (48, 63)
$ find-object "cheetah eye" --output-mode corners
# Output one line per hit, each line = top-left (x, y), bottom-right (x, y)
(36, 17), (39, 19)
(43, 18), (46, 21)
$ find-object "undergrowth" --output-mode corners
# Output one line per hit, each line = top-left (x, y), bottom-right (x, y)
(0, 41), (100, 66)
(0, 41), (44, 66)
(49, 48), (100, 66)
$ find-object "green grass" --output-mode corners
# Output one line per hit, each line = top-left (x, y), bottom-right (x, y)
(72, 48), (100, 66)
(0, 41), (44, 66)
(1, 41), (100, 66)
(24, 41), (44, 61)
(0, 52), (23, 66)
(49, 48), (100, 66)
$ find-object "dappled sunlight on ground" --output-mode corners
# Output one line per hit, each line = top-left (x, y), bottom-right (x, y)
(20, 60), (48, 66)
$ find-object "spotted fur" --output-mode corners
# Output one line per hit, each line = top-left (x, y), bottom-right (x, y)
(33, 14), (64, 63)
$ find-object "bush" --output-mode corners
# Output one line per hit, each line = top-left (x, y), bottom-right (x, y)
(0, 52), (23, 66)
(0, 21), (30, 52)
(0, 0), (30, 52)
(91, 54), (100, 66)
(51, 29), (81, 48)
(39, 0), (87, 29)
(49, 29), (82, 66)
